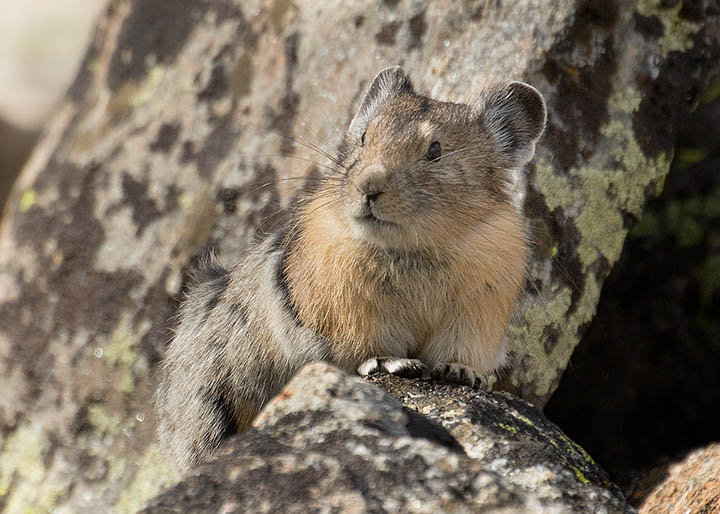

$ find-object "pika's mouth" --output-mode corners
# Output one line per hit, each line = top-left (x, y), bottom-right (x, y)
(355, 211), (396, 227)
(353, 201), (397, 228)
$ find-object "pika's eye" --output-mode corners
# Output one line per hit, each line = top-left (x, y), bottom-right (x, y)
(360, 130), (366, 147)
(426, 141), (442, 161)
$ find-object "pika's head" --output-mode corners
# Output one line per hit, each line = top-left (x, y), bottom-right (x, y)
(335, 66), (546, 250)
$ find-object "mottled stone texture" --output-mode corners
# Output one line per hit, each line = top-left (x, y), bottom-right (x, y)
(143, 363), (631, 513)
(545, 90), (720, 491)
(0, 0), (718, 511)
(634, 443), (720, 514)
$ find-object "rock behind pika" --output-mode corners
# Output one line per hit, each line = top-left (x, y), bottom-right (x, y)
(156, 66), (546, 473)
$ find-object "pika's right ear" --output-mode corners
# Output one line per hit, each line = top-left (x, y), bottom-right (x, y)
(481, 81), (547, 167)
(348, 66), (414, 141)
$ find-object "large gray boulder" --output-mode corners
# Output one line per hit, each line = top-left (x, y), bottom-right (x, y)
(545, 85), (720, 488)
(142, 363), (632, 513)
(0, 0), (718, 511)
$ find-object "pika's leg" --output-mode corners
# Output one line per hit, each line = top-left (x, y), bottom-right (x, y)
(358, 357), (428, 378)
(430, 363), (487, 391)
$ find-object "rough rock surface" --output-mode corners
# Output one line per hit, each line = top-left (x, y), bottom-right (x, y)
(632, 443), (720, 514)
(0, 0), (718, 511)
(143, 363), (632, 513)
(545, 87), (720, 487)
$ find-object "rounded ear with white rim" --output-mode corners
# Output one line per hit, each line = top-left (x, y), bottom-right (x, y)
(481, 81), (547, 166)
(348, 66), (414, 141)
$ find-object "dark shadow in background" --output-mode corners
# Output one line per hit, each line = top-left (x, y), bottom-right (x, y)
(545, 93), (720, 506)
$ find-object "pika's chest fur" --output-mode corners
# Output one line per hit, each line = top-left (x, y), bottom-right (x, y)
(284, 198), (527, 370)
(286, 240), (450, 365)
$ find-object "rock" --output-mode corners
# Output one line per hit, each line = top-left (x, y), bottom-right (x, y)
(544, 88), (720, 485)
(367, 373), (628, 510)
(0, 0), (718, 511)
(633, 443), (720, 513)
(142, 363), (632, 513)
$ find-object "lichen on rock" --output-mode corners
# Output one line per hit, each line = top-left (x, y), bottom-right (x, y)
(142, 363), (632, 513)
(0, 0), (718, 511)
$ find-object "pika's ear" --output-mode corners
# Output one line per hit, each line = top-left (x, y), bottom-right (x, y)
(481, 81), (547, 166)
(348, 66), (414, 140)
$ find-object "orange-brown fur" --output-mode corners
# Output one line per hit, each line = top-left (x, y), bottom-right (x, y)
(287, 195), (527, 374)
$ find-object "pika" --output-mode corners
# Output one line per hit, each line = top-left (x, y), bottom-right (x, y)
(156, 66), (546, 473)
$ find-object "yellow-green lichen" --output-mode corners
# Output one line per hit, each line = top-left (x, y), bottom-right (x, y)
(510, 273), (602, 399)
(534, 162), (573, 212)
(178, 192), (194, 209)
(558, 432), (597, 466)
(19, 189), (37, 212)
(574, 167), (628, 266)
(512, 413), (534, 427)
(103, 332), (137, 368)
(115, 445), (180, 514)
(24, 482), (70, 514)
(508, 286), (572, 395)
(544, 435), (599, 485)
(102, 330), (138, 393)
(547, 437), (561, 451)
(601, 119), (668, 212)
(87, 404), (123, 436)
(572, 442), (597, 467)
(130, 65), (166, 107)
(608, 87), (642, 114)
(498, 423), (518, 434)
(522, 86), (671, 399)
(107, 454), (128, 483)
(569, 465), (591, 485)
(538, 149), (654, 265)
(636, 0), (701, 55)
(0, 422), (50, 512)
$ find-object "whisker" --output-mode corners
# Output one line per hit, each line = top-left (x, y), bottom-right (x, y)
(280, 194), (342, 249)
(233, 153), (342, 175)
(232, 114), (347, 171)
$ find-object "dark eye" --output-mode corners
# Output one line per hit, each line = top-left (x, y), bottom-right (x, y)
(360, 130), (366, 147)
(426, 141), (442, 161)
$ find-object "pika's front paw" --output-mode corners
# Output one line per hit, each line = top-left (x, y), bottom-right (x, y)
(358, 357), (428, 379)
(431, 363), (486, 390)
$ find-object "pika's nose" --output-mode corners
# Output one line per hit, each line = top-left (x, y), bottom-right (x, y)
(355, 166), (388, 203)
(364, 191), (381, 205)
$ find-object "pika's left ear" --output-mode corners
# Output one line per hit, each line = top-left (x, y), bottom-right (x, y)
(481, 82), (547, 166)
(348, 66), (414, 142)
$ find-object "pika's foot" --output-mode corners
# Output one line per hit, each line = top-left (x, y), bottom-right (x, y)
(358, 357), (428, 379)
(431, 363), (486, 390)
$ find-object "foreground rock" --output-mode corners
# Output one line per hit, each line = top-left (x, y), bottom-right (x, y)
(631, 443), (720, 513)
(1, 1), (718, 511)
(143, 363), (631, 513)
